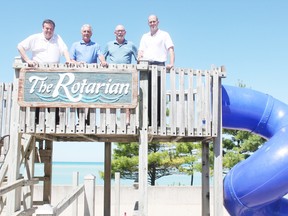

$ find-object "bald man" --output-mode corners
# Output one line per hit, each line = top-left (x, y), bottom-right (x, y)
(104, 24), (137, 64)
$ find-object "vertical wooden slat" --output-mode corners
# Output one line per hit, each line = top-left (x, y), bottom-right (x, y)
(151, 65), (158, 133)
(0, 83), (4, 137)
(187, 69), (195, 136)
(107, 108), (116, 134)
(27, 107), (35, 133)
(212, 67), (220, 137)
(160, 66), (166, 135)
(178, 69), (185, 136)
(196, 70), (203, 136)
(1, 83), (12, 155)
(204, 70), (211, 136)
(67, 108), (76, 133)
(56, 107), (66, 133)
(5, 84), (12, 134)
(118, 108), (127, 134)
(170, 68), (176, 135)
(45, 108), (56, 133)
(19, 107), (26, 133)
(76, 108), (86, 133)
(98, 108), (107, 134)
(38, 107), (45, 132)
(88, 108), (96, 133)
(127, 108), (136, 134)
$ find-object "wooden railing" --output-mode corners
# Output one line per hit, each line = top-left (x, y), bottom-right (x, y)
(35, 173), (95, 216)
(11, 60), (226, 143)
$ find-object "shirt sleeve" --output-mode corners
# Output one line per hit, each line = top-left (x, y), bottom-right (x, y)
(132, 43), (138, 61)
(56, 35), (68, 55)
(18, 34), (35, 51)
(164, 32), (174, 50)
(69, 43), (76, 60)
(103, 43), (109, 60)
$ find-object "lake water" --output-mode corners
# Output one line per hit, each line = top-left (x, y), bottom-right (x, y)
(23, 162), (204, 186)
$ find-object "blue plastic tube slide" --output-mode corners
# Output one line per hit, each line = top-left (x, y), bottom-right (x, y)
(222, 85), (288, 216)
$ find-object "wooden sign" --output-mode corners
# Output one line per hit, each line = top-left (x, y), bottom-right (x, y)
(18, 68), (138, 108)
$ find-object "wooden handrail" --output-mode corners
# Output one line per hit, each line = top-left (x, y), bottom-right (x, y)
(53, 185), (84, 216)
(0, 178), (39, 196)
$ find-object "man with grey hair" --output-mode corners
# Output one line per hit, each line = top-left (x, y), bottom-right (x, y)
(70, 24), (107, 66)
(70, 24), (107, 125)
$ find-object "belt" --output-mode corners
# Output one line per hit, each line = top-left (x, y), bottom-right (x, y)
(148, 61), (165, 66)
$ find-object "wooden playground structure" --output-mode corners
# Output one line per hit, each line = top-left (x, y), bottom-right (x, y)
(0, 58), (226, 216)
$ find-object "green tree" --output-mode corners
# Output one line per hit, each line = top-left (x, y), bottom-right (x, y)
(222, 129), (266, 170)
(110, 142), (198, 186)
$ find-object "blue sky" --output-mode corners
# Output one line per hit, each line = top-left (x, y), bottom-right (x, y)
(1, 0), (288, 161)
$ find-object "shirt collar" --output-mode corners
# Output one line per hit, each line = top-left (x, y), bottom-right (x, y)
(114, 39), (127, 45)
(41, 33), (56, 42)
(80, 40), (94, 45)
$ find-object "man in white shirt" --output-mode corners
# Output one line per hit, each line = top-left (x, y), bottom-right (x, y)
(17, 19), (71, 66)
(17, 19), (72, 124)
(138, 15), (175, 126)
(138, 14), (175, 69)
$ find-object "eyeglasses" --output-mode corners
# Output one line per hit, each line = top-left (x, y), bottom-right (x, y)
(149, 20), (157, 24)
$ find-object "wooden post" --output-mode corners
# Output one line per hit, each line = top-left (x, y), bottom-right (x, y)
(73, 172), (79, 216)
(84, 174), (95, 216)
(213, 72), (223, 216)
(104, 142), (111, 216)
(115, 172), (120, 216)
(43, 140), (53, 203)
(6, 68), (22, 215)
(138, 64), (149, 216)
(202, 140), (210, 216)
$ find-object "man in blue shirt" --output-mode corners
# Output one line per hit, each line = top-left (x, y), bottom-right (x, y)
(104, 24), (137, 64)
(104, 25), (138, 125)
(70, 24), (107, 66)
(70, 24), (107, 125)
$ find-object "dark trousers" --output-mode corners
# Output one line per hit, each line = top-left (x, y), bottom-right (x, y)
(148, 61), (165, 126)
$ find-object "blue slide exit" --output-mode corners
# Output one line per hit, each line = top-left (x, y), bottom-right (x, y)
(222, 85), (288, 216)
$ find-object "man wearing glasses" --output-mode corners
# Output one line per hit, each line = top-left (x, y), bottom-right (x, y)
(104, 24), (138, 125)
(104, 24), (138, 64)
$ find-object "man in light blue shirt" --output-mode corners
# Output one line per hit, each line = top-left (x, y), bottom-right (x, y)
(104, 24), (137, 64)
(70, 24), (107, 66)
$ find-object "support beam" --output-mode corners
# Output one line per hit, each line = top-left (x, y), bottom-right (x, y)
(138, 67), (149, 216)
(213, 76), (223, 215)
(43, 140), (53, 203)
(202, 140), (210, 216)
(104, 142), (111, 216)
